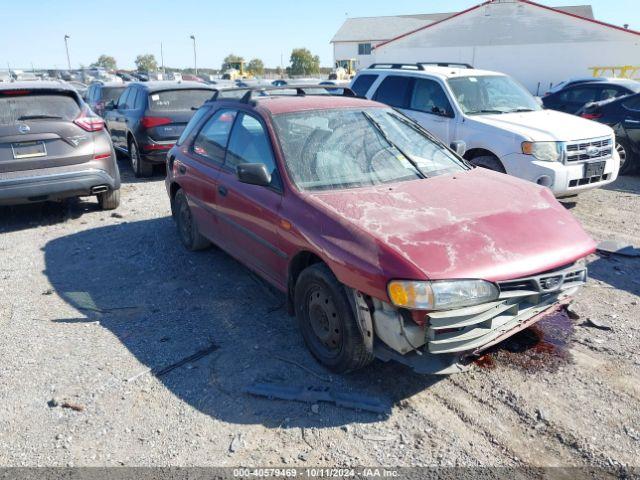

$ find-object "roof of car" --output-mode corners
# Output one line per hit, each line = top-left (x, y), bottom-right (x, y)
(0, 80), (77, 91)
(136, 81), (218, 92)
(90, 81), (127, 88)
(252, 94), (384, 115)
(360, 65), (503, 79)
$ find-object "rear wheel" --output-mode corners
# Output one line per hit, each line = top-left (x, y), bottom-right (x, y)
(617, 137), (637, 175)
(469, 154), (506, 173)
(174, 189), (210, 251)
(129, 140), (153, 178)
(294, 263), (373, 373)
(97, 189), (120, 210)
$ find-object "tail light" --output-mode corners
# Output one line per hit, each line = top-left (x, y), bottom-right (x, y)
(141, 116), (172, 129)
(74, 115), (104, 132)
(581, 112), (602, 120)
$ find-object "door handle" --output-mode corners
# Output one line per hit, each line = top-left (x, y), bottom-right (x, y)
(218, 185), (228, 197)
(178, 165), (186, 174)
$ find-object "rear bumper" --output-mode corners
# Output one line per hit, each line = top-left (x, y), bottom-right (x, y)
(0, 167), (120, 205)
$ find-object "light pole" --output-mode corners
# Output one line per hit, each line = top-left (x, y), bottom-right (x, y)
(64, 35), (71, 71)
(190, 35), (197, 75)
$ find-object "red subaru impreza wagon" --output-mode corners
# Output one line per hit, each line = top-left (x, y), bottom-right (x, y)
(165, 86), (594, 374)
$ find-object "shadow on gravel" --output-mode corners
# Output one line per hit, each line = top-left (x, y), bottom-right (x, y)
(116, 156), (166, 185)
(43, 217), (442, 428)
(0, 199), (101, 235)
(588, 254), (640, 298)
(603, 174), (640, 195)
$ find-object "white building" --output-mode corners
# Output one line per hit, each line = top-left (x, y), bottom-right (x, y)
(331, 0), (640, 94)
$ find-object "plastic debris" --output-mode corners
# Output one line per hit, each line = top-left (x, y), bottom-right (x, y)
(245, 383), (390, 414)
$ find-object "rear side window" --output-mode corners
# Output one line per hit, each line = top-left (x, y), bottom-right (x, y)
(410, 78), (453, 117)
(149, 89), (213, 111)
(193, 109), (237, 163)
(373, 76), (412, 108)
(226, 113), (277, 178)
(0, 92), (80, 126)
(125, 89), (138, 109)
(351, 74), (378, 97)
(177, 107), (209, 146)
(102, 87), (125, 104)
(117, 89), (130, 109)
(559, 87), (598, 104)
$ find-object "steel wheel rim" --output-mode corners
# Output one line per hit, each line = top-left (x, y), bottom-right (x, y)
(178, 199), (193, 246)
(617, 143), (627, 167)
(306, 285), (342, 358)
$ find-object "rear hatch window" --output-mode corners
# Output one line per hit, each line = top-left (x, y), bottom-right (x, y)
(148, 89), (212, 111)
(0, 91), (80, 126)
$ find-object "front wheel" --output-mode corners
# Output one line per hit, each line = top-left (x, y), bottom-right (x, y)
(469, 154), (506, 173)
(294, 263), (373, 373)
(617, 137), (637, 176)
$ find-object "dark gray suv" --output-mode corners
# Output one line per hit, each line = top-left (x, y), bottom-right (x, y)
(0, 82), (121, 209)
(104, 81), (216, 177)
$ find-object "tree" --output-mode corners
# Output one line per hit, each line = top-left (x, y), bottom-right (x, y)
(287, 48), (320, 77)
(91, 55), (117, 70)
(135, 54), (158, 72)
(246, 58), (265, 76)
(222, 54), (244, 70)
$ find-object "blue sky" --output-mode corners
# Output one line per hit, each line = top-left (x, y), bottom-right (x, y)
(2, 0), (637, 70)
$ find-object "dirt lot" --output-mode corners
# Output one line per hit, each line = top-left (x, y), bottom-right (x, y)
(0, 160), (639, 471)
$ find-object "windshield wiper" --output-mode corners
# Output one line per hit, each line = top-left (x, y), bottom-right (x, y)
(18, 114), (63, 120)
(507, 108), (536, 113)
(361, 111), (426, 179)
(466, 109), (505, 115)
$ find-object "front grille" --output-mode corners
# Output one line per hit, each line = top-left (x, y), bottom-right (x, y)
(565, 137), (613, 163)
(426, 263), (587, 355)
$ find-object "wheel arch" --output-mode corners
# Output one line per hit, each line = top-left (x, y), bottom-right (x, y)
(286, 250), (325, 316)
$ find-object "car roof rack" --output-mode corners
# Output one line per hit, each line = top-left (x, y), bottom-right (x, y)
(418, 62), (474, 69)
(368, 62), (474, 70)
(210, 84), (357, 104)
(368, 63), (426, 70)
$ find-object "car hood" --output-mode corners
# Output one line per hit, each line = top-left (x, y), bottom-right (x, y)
(471, 109), (613, 142)
(307, 169), (595, 282)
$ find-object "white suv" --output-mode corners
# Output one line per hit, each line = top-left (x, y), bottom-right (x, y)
(351, 63), (620, 197)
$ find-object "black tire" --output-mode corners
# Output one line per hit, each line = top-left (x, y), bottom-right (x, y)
(173, 189), (210, 251)
(617, 137), (637, 176)
(97, 189), (120, 210)
(469, 154), (506, 173)
(294, 263), (374, 373)
(129, 139), (153, 178)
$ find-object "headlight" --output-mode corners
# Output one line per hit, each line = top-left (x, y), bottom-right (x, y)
(522, 141), (563, 162)
(387, 279), (499, 311)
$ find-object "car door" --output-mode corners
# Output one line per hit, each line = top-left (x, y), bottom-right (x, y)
(558, 86), (600, 114)
(621, 95), (640, 155)
(215, 111), (286, 289)
(182, 108), (238, 247)
(105, 88), (130, 148)
(401, 77), (456, 143)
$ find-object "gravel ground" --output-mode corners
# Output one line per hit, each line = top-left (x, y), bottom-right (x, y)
(0, 159), (638, 471)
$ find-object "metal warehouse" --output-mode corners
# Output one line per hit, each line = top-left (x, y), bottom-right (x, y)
(331, 0), (640, 94)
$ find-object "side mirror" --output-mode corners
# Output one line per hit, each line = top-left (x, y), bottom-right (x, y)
(237, 163), (271, 187)
(450, 141), (467, 157)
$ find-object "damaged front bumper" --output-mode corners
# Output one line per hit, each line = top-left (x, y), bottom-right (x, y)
(371, 262), (587, 374)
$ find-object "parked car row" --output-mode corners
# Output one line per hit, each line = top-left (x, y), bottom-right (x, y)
(0, 75), (615, 376)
